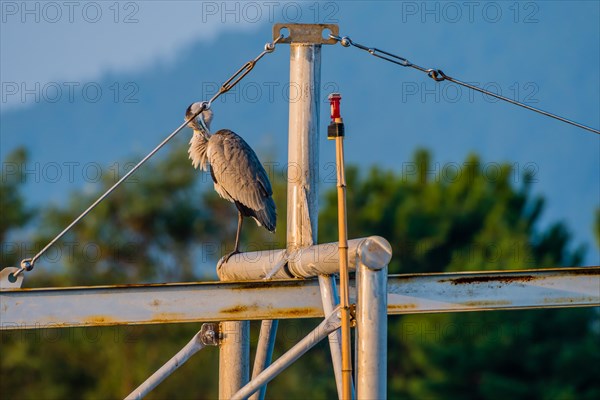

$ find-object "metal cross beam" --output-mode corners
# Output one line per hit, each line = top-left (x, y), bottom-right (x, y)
(2, 267), (598, 330)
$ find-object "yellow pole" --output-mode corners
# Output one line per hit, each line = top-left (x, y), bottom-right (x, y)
(328, 92), (352, 399)
(336, 135), (352, 400)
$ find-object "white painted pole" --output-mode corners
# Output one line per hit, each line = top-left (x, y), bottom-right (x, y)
(286, 44), (320, 249)
(248, 40), (323, 397)
(356, 260), (388, 399)
(231, 311), (342, 400)
(287, 41), (350, 399)
(219, 320), (250, 399)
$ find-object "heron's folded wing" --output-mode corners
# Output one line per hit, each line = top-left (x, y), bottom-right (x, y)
(208, 130), (274, 212)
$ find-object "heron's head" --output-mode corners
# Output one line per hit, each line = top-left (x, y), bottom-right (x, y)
(185, 102), (213, 136)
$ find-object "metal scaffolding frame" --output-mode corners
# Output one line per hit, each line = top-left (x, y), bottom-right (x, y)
(1, 23), (599, 400)
(2, 265), (599, 398)
(3, 267), (599, 330)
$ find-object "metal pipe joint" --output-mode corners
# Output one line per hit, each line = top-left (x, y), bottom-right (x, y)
(217, 236), (392, 281)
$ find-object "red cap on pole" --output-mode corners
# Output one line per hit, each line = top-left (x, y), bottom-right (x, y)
(328, 93), (342, 122)
(327, 93), (344, 139)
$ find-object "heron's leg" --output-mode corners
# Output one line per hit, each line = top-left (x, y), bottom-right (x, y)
(223, 211), (243, 263)
(233, 211), (244, 253)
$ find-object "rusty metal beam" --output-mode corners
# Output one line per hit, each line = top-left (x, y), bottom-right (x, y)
(386, 266), (599, 313)
(1, 267), (598, 330)
(0, 279), (324, 330)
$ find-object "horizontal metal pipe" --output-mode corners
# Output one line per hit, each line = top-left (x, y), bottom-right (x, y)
(231, 311), (342, 400)
(386, 267), (600, 313)
(217, 236), (393, 280)
(2, 267), (598, 329)
(125, 331), (206, 400)
(0, 279), (325, 330)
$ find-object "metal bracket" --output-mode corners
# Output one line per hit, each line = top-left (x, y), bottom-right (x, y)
(349, 304), (357, 328)
(273, 23), (339, 45)
(199, 322), (220, 346)
(0, 267), (24, 291)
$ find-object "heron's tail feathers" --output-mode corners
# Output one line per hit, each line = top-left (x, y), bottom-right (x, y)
(236, 198), (277, 232)
(253, 197), (277, 232)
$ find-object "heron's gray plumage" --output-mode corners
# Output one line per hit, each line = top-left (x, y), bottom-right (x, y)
(185, 103), (276, 257)
(205, 130), (276, 231)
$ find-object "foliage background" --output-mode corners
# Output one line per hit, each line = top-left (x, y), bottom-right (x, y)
(1, 143), (598, 399)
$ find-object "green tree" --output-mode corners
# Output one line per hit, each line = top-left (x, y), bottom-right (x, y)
(29, 139), (238, 285)
(1, 141), (226, 399)
(318, 150), (597, 400)
(0, 148), (34, 265)
(1, 146), (598, 399)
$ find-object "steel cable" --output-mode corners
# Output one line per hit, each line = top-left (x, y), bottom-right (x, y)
(330, 34), (599, 135)
(11, 34), (284, 278)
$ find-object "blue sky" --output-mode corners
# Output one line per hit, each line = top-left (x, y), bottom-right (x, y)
(1, 1), (599, 267)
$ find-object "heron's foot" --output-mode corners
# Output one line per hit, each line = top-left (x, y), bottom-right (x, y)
(222, 249), (241, 264)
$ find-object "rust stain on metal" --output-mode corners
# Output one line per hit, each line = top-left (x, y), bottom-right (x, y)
(462, 300), (512, 307)
(150, 312), (188, 322)
(82, 315), (120, 325)
(442, 275), (536, 285)
(276, 307), (320, 317)
(151, 299), (161, 307)
(230, 280), (308, 290)
(543, 296), (599, 305)
(221, 303), (260, 314)
(564, 268), (600, 276)
(387, 303), (418, 311)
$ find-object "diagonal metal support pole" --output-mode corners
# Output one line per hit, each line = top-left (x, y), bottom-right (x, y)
(125, 323), (218, 400)
(231, 309), (342, 400)
(318, 274), (346, 397)
(249, 319), (278, 400)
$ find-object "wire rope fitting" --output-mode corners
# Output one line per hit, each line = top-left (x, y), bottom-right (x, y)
(427, 69), (447, 82)
(195, 100), (210, 114)
(21, 258), (33, 271)
(340, 36), (352, 47)
(264, 34), (283, 53)
(328, 33), (352, 48)
(11, 258), (34, 279)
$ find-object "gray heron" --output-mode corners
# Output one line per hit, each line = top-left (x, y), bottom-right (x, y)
(185, 102), (276, 262)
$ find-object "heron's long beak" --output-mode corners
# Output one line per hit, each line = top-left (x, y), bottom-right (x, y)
(197, 114), (209, 134)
